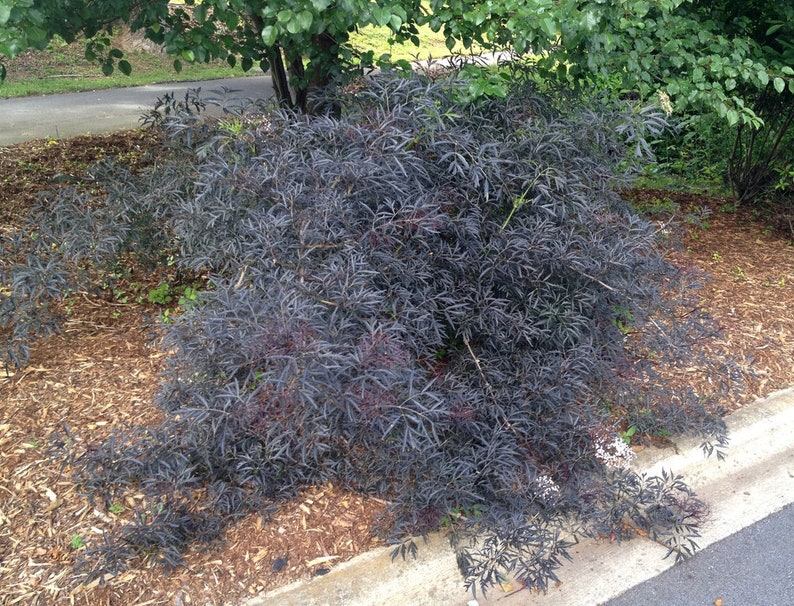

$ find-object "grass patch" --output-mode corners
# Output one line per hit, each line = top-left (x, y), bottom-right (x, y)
(348, 23), (473, 63)
(0, 63), (254, 98)
(0, 38), (254, 98)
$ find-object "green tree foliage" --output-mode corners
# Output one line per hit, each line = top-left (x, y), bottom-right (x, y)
(428, 0), (794, 201)
(635, 1), (794, 205)
(428, 0), (792, 123)
(697, 0), (794, 203)
(0, 0), (426, 110)
(2, 0), (792, 117)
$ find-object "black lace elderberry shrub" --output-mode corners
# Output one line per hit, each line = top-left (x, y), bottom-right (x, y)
(3, 72), (739, 591)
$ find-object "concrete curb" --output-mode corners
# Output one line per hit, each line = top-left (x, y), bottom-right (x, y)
(243, 387), (794, 606)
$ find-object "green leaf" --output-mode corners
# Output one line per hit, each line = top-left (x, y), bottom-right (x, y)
(109, 48), (123, 59)
(692, 67), (704, 83)
(394, 59), (412, 71)
(241, 56), (253, 72)
(773, 77), (785, 93)
(296, 10), (313, 30)
(173, 59), (183, 73)
(118, 60), (132, 76)
(226, 55), (236, 68)
(0, 5), (10, 26)
(765, 23), (784, 36)
(372, 7), (390, 27)
(101, 62), (113, 76)
(556, 63), (567, 78)
(286, 19), (302, 34)
(25, 26), (47, 44)
(540, 17), (557, 38)
(0, 63), (6, 82)
(261, 25), (277, 46)
(310, 0), (331, 10)
(70, 535), (85, 550)
(194, 3), (208, 23)
(182, 49), (195, 62)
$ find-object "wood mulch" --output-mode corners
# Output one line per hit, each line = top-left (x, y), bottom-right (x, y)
(1, 135), (794, 606)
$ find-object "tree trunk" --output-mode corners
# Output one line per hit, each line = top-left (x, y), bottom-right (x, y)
(266, 45), (295, 109)
(728, 86), (794, 204)
(251, 12), (340, 113)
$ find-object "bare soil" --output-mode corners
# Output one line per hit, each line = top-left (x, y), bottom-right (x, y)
(1, 131), (793, 606)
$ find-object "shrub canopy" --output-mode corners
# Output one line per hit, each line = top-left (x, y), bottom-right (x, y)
(0, 73), (737, 592)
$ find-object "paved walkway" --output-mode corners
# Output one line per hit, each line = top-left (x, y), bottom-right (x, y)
(0, 52), (511, 146)
(604, 502), (794, 606)
(0, 75), (274, 145)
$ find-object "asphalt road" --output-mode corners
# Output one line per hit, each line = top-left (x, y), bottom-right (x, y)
(0, 75), (275, 146)
(603, 503), (794, 606)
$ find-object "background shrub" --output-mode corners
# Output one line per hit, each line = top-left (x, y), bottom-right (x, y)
(1, 72), (738, 593)
(652, 112), (734, 189)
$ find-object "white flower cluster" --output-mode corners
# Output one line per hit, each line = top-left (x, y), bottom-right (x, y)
(593, 432), (636, 469)
(657, 90), (674, 116)
(532, 473), (561, 501)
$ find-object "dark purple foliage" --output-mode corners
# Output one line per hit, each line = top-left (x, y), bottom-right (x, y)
(0, 71), (738, 593)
